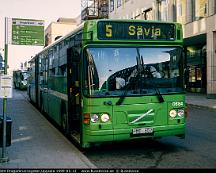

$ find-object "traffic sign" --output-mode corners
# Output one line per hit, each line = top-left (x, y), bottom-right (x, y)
(0, 75), (12, 98)
(11, 18), (44, 46)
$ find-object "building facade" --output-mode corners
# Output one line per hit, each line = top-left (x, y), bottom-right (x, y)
(109, 0), (216, 98)
(45, 18), (78, 47)
(109, 0), (154, 19)
(81, 0), (109, 20)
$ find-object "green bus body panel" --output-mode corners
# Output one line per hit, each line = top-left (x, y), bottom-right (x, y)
(83, 125), (185, 144)
(48, 76), (67, 94)
(40, 77), (68, 126)
(48, 94), (61, 124)
(42, 92), (49, 114)
(82, 94), (185, 147)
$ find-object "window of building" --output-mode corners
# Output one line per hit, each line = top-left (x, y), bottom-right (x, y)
(117, 0), (122, 8)
(194, 0), (208, 20)
(110, 0), (114, 12)
(177, 3), (182, 16)
(173, 0), (177, 22)
(176, 0), (186, 23)
(158, 0), (168, 21)
(186, 46), (206, 92)
(215, 0), (216, 14)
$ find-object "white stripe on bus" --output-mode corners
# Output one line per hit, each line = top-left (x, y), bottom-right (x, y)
(48, 89), (68, 101)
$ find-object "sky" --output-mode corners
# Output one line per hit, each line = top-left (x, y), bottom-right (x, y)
(0, 0), (81, 74)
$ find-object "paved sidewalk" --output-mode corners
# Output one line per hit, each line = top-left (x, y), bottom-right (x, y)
(186, 92), (216, 109)
(0, 90), (96, 168)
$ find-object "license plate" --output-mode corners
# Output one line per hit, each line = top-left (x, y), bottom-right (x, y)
(132, 128), (153, 135)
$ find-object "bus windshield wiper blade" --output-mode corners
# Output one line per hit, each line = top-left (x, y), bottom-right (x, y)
(115, 72), (139, 105)
(116, 48), (141, 105)
(153, 85), (164, 103)
(140, 56), (164, 103)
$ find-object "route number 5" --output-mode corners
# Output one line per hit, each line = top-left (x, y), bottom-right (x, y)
(106, 25), (112, 38)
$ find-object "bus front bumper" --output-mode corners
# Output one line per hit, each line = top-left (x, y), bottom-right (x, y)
(83, 124), (185, 144)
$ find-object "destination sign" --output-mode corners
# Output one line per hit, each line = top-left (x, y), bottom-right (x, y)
(11, 18), (44, 46)
(97, 21), (175, 41)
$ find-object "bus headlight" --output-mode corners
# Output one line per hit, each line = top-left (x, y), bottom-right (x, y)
(177, 109), (184, 117)
(169, 110), (177, 118)
(91, 114), (99, 123)
(101, 113), (110, 122)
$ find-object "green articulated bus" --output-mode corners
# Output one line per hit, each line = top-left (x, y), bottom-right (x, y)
(28, 19), (187, 148)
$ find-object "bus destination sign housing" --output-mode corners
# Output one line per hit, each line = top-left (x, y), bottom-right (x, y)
(97, 21), (176, 41)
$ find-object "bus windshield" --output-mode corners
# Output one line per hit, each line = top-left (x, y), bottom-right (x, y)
(83, 47), (184, 97)
(22, 72), (30, 80)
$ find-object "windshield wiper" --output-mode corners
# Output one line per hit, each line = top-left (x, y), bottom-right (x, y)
(116, 48), (142, 105)
(116, 48), (165, 105)
(141, 57), (164, 103)
(152, 84), (165, 103)
(115, 76), (139, 105)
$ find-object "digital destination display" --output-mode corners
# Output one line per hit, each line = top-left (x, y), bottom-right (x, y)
(97, 21), (176, 41)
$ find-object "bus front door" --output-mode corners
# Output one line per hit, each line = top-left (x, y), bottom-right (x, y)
(67, 47), (81, 143)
